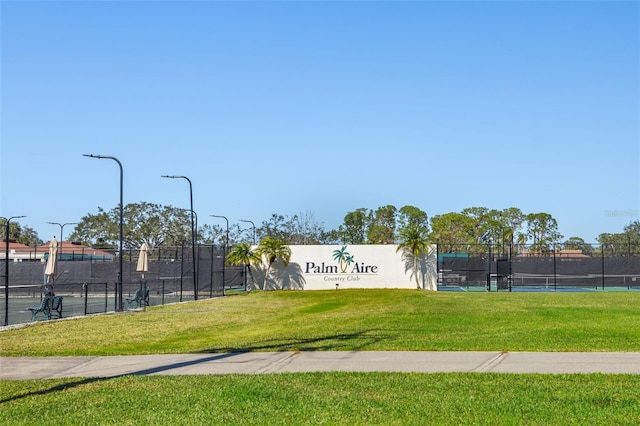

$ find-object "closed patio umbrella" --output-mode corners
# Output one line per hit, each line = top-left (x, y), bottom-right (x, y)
(44, 237), (58, 290)
(44, 237), (58, 296)
(136, 242), (149, 279)
(136, 243), (149, 310)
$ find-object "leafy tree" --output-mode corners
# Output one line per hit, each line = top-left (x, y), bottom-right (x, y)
(260, 211), (327, 245)
(477, 209), (522, 256)
(0, 220), (42, 247)
(338, 208), (368, 244)
(124, 202), (185, 249)
(396, 224), (432, 289)
(397, 205), (428, 233)
(562, 237), (594, 256)
(226, 242), (261, 290)
(367, 205), (397, 244)
(597, 220), (640, 256)
(287, 211), (326, 245)
(460, 207), (491, 224)
(228, 223), (248, 246)
(18, 226), (43, 247)
(321, 228), (343, 245)
(624, 220), (640, 235)
(203, 223), (245, 247)
(260, 214), (288, 242)
(597, 232), (625, 256)
(255, 237), (291, 290)
(428, 212), (475, 253)
(198, 223), (224, 246)
(624, 220), (640, 255)
(69, 203), (192, 250)
(499, 207), (526, 242)
(459, 207), (514, 251)
(462, 207), (499, 244)
(525, 212), (563, 254)
(68, 208), (114, 249)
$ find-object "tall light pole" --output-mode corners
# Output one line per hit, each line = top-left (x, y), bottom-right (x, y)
(239, 219), (256, 245)
(211, 214), (228, 296)
(2, 215), (26, 326)
(162, 175), (198, 300)
(480, 231), (492, 292)
(47, 222), (78, 259)
(84, 154), (124, 311)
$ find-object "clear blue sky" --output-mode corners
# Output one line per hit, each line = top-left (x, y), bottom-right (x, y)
(1, 0), (638, 243)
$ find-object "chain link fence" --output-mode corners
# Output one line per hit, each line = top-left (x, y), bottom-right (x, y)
(1, 244), (245, 326)
(437, 243), (640, 291)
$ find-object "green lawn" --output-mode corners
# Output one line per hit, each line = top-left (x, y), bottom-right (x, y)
(2, 290), (640, 424)
(3, 373), (640, 425)
(2, 289), (640, 356)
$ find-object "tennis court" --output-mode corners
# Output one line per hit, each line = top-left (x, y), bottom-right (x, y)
(438, 273), (640, 292)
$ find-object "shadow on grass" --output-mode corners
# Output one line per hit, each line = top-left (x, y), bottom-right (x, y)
(197, 329), (391, 353)
(1, 353), (245, 404)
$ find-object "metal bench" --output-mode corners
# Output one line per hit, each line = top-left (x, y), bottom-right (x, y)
(27, 296), (64, 321)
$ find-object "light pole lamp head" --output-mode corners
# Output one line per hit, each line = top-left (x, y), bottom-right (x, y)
(2, 215), (26, 223)
(83, 154), (111, 160)
(47, 221), (77, 227)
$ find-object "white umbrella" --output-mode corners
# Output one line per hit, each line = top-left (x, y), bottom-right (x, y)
(44, 237), (58, 284)
(136, 242), (149, 279)
(136, 242), (150, 310)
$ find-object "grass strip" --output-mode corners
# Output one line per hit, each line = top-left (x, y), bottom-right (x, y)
(2, 373), (640, 425)
(2, 290), (640, 356)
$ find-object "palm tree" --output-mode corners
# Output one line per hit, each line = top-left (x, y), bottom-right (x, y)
(396, 224), (431, 289)
(256, 237), (291, 290)
(226, 242), (261, 291)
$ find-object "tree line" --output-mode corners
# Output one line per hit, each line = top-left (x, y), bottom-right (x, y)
(2, 203), (639, 257)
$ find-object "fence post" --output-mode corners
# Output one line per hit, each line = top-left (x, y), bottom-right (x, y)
(180, 242), (184, 302)
(209, 245), (214, 298)
(486, 241), (492, 292)
(436, 244), (440, 288)
(553, 244), (557, 290)
(83, 283), (88, 315)
(601, 245), (606, 290)
(508, 239), (512, 292)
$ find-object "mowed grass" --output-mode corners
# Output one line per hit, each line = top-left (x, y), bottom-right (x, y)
(2, 289), (640, 356)
(3, 290), (640, 425)
(3, 373), (640, 425)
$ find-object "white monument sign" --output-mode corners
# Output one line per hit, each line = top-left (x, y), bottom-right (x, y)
(258, 244), (437, 291)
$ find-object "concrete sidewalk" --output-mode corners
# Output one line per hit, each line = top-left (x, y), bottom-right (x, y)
(2, 351), (640, 379)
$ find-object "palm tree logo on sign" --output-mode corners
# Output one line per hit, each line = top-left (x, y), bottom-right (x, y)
(332, 246), (355, 273)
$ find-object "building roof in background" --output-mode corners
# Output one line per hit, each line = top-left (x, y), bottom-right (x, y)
(0, 240), (43, 260)
(37, 241), (114, 260)
(517, 248), (589, 258)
